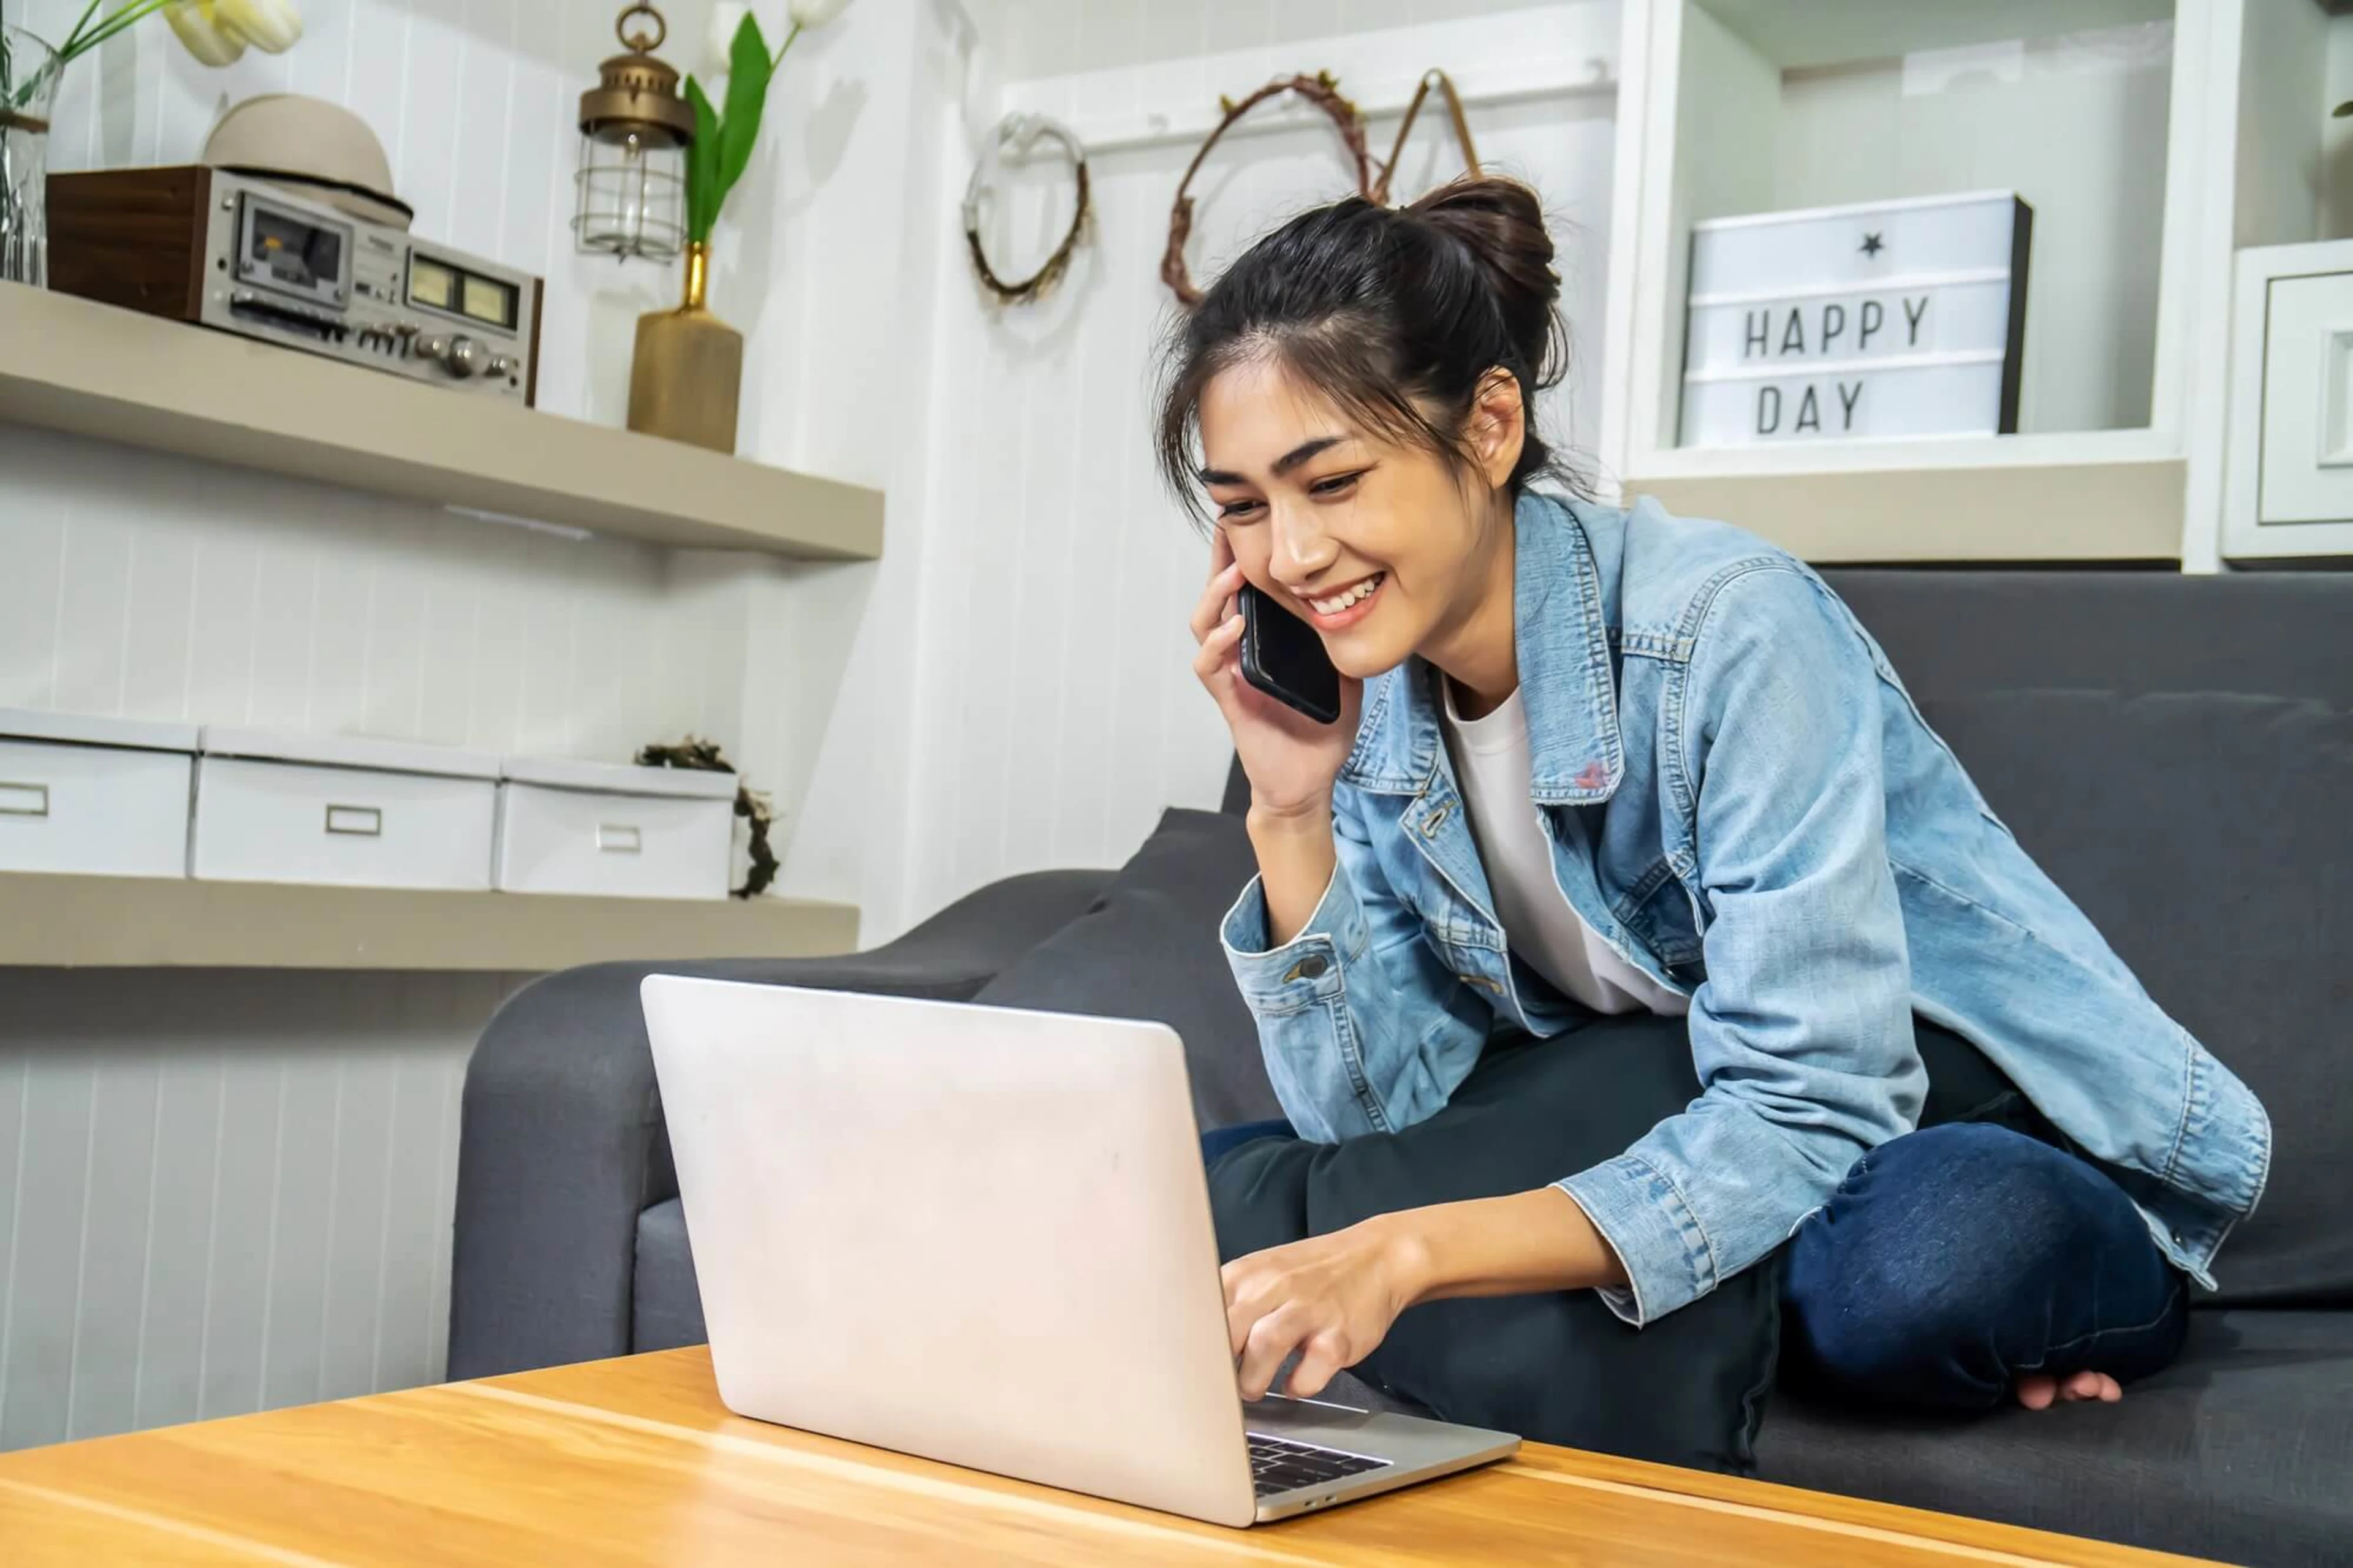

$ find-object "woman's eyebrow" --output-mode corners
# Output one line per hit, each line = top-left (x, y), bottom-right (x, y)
(1271, 435), (1348, 474)
(1196, 434), (1351, 487)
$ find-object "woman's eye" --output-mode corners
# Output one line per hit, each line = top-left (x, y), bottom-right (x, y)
(1216, 499), (1264, 520)
(1309, 472), (1363, 498)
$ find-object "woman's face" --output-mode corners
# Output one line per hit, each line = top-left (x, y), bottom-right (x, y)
(1195, 356), (1512, 682)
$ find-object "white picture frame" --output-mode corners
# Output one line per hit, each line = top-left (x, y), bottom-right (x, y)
(2224, 239), (2353, 561)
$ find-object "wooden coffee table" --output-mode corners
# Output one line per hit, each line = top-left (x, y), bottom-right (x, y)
(0, 1347), (2207, 1565)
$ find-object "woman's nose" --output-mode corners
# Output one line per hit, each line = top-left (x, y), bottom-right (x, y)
(1269, 505), (1338, 586)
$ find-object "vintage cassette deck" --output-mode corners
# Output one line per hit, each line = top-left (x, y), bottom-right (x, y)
(48, 165), (542, 406)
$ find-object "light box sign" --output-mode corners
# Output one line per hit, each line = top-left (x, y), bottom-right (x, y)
(1678, 191), (2031, 447)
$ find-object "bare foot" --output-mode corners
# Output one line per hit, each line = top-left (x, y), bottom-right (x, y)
(2015, 1370), (2122, 1409)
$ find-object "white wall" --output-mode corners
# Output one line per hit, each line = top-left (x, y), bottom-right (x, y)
(879, 2), (1623, 930)
(0, 971), (519, 1449)
(0, 427), (750, 757)
(746, 0), (970, 926)
(980, 0), (1569, 80)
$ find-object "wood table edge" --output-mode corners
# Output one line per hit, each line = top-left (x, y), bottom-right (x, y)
(463, 1347), (2217, 1567)
(0, 1347), (2221, 1567)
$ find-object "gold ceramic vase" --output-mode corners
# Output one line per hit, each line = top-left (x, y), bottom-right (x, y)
(628, 241), (743, 453)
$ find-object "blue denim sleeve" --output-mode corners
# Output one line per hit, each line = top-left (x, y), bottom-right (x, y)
(1556, 565), (1927, 1326)
(1220, 790), (1491, 1143)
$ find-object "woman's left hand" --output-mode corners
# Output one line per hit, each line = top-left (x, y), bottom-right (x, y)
(1223, 1218), (1427, 1401)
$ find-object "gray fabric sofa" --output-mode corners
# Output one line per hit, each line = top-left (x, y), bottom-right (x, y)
(452, 568), (2352, 1567)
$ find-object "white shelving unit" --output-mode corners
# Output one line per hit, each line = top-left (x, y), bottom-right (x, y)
(1596, 0), (2242, 564)
(2207, 3), (2353, 565)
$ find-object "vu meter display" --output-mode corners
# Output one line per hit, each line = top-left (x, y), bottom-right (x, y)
(408, 255), (454, 309)
(463, 273), (517, 328)
(408, 254), (519, 330)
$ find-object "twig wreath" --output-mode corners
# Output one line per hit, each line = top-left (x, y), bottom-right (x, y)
(1161, 67), (1482, 308)
(1373, 69), (1482, 203)
(634, 735), (779, 899)
(963, 112), (1093, 305)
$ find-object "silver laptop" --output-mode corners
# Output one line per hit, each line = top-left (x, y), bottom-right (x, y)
(640, 975), (1520, 1526)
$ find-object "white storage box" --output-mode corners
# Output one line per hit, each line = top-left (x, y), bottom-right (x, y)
(1681, 191), (2031, 447)
(193, 727), (499, 890)
(0, 710), (197, 878)
(494, 757), (735, 901)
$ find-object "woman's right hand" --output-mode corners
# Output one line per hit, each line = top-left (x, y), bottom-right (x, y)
(1190, 529), (1362, 821)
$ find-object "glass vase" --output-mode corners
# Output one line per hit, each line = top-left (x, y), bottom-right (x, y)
(1, 25), (63, 288)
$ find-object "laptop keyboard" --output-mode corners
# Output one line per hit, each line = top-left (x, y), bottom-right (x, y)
(1247, 1433), (1390, 1498)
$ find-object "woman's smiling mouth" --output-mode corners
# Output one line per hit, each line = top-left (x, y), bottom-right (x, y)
(1303, 572), (1386, 629)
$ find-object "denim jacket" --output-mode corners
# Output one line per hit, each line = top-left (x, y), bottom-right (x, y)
(1220, 491), (2270, 1326)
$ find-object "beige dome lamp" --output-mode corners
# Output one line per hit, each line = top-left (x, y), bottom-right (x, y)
(574, 3), (694, 262)
(202, 94), (412, 230)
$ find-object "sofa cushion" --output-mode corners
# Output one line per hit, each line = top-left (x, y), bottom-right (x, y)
(1757, 1309), (2353, 1567)
(1917, 689), (2352, 1306)
(974, 807), (1283, 1132)
(633, 1197), (707, 1354)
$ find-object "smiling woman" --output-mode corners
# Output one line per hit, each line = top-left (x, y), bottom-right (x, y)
(1161, 181), (1578, 705)
(1157, 175), (2267, 1469)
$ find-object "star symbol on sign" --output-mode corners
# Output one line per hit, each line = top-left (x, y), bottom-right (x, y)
(1860, 231), (1886, 257)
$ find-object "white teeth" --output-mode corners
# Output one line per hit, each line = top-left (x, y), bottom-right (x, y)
(1310, 574), (1383, 616)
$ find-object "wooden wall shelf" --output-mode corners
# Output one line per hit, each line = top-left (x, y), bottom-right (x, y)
(0, 281), (882, 561)
(0, 872), (860, 971)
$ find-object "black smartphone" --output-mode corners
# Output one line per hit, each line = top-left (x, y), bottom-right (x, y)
(1238, 582), (1343, 725)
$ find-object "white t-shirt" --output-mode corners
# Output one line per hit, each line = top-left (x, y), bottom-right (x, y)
(1441, 682), (1689, 1018)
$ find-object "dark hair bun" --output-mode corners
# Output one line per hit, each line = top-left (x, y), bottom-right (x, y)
(1406, 178), (1566, 393)
(1155, 174), (1584, 515)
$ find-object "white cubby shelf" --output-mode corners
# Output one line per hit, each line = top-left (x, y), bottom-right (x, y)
(1594, 0), (2253, 564)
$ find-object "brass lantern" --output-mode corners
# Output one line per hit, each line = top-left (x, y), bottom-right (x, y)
(572, 4), (694, 262)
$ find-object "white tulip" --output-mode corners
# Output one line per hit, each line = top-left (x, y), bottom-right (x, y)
(216, 0), (304, 55)
(163, 1), (248, 67)
(786, 0), (850, 30)
(704, 2), (749, 74)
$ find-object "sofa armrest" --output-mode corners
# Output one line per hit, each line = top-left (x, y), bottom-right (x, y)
(446, 868), (1112, 1379)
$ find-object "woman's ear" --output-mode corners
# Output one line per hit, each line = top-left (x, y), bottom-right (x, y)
(1468, 367), (1526, 488)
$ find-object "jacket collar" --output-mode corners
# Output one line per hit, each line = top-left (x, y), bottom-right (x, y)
(1339, 490), (1625, 803)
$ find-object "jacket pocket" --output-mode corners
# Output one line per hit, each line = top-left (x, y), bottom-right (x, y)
(1615, 858), (1705, 968)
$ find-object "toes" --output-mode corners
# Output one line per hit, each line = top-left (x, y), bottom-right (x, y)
(2067, 1370), (2119, 1403)
(2016, 1371), (2126, 1409)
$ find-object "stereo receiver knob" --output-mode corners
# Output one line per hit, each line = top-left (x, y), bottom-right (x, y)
(420, 334), (482, 378)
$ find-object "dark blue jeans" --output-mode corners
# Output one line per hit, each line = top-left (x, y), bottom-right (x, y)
(1200, 1116), (2188, 1413)
(1780, 1120), (2188, 1410)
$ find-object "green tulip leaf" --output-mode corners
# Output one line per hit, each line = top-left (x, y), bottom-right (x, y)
(714, 11), (776, 217)
(684, 74), (722, 243)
